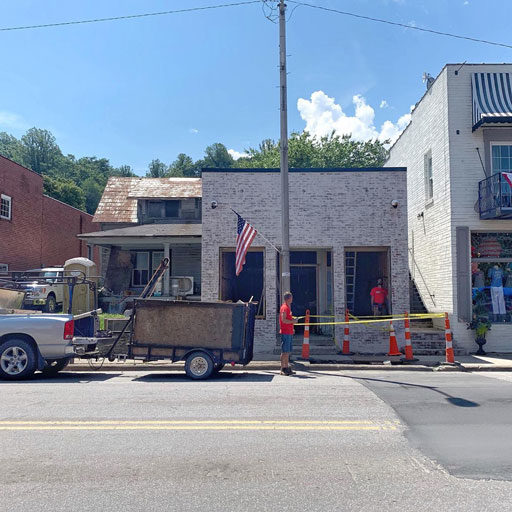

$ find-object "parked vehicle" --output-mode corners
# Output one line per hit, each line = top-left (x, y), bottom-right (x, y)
(119, 298), (256, 380)
(22, 267), (65, 313)
(0, 311), (99, 380)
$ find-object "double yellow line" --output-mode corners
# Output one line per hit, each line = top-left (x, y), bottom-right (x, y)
(0, 419), (399, 431)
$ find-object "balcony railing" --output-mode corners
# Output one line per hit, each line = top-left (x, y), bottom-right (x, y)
(478, 172), (512, 219)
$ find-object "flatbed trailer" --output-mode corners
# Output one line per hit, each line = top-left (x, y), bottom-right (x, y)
(127, 298), (256, 379)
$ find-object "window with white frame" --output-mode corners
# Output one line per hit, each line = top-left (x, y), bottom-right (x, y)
(491, 144), (512, 174)
(132, 252), (150, 287)
(0, 194), (11, 220)
(423, 151), (433, 202)
(0, 264), (8, 273)
(131, 250), (167, 287)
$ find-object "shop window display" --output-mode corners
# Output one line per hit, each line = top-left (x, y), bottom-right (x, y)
(471, 233), (512, 323)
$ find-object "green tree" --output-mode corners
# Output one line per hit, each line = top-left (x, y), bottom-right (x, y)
(82, 177), (104, 214)
(202, 143), (234, 169)
(113, 164), (136, 177)
(0, 132), (25, 165)
(21, 128), (62, 174)
(146, 159), (168, 177)
(235, 132), (388, 169)
(43, 176), (86, 210)
(169, 153), (195, 177)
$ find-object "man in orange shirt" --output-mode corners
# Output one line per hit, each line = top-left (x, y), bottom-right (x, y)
(370, 279), (388, 316)
(279, 291), (297, 376)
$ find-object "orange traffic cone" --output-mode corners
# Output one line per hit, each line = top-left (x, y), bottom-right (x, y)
(301, 309), (310, 359)
(387, 321), (402, 356)
(444, 313), (455, 363)
(403, 312), (417, 361)
(341, 309), (353, 355)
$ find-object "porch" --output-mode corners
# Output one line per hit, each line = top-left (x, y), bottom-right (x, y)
(78, 223), (201, 312)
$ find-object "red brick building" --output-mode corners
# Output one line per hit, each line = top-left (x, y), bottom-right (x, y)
(0, 155), (99, 271)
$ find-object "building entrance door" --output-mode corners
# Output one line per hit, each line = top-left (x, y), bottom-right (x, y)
(346, 249), (390, 316)
(290, 265), (317, 334)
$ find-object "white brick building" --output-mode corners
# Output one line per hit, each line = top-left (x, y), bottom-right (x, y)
(387, 63), (512, 353)
(201, 168), (409, 356)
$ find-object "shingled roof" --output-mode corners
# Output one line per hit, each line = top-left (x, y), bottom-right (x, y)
(93, 177), (202, 223)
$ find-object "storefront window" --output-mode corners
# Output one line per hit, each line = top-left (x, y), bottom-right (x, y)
(471, 232), (512, 323)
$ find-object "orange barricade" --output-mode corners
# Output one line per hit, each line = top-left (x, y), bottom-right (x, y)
(387, 321), (402, 356)
(301, 309), (310, 359)
(444, 313), (455, 363)
(341, 309), (353, 355)
(403, 312), (417, 361)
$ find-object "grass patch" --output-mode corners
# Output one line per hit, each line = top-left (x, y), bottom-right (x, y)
(99, 313), (125, 330)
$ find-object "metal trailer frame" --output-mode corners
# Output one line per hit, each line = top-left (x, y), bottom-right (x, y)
(126, 299), (256, 379)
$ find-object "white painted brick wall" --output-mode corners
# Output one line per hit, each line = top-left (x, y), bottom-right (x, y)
(387, 68), (454, 315)
(201, 170), (409, 356)
(388, 63), (512, 353)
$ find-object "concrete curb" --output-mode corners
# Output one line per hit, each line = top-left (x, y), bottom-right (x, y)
(67, 361), (512, 373)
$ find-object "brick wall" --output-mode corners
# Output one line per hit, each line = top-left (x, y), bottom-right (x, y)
(0, 155), (99, 271)
(201, 169), (409, 356)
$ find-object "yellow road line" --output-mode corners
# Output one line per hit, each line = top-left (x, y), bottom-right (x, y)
(0, 420), (378, 425)
(0, 425), (395, 431)
(0, 419), (399, 431)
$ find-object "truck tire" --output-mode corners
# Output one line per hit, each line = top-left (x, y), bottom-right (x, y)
(41, 358), (71, 376)
(44, 294), (57, 313)
(0, 338), (37, 380)
(185, 351), (214, 380)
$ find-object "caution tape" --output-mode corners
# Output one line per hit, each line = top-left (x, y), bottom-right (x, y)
(295, 313), (445, 327)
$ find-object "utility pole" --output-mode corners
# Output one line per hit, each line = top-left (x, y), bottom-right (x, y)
(279, 0), (291, 297)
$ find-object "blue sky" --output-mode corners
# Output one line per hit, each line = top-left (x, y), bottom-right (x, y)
(1, 0), (511, 174)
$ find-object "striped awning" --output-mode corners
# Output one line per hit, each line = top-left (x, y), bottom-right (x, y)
(472, 72), (512, 130)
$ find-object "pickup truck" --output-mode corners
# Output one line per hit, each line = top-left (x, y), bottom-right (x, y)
(0, 313), (98, 380)
(22, 267), (65, 313)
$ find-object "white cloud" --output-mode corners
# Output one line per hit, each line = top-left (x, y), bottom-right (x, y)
(463, 1), (469, 4)
(297, 91), (411, 146)
(189, 128), (199, 134)
(228, 148), (249, 160)
(380, 100), (389, 109)
(0, 111), (28, 131)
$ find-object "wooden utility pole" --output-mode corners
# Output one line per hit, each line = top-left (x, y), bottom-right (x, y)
(279, 0), (290, 296)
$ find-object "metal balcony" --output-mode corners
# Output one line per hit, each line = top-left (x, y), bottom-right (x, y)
(478, 173), (512, 219)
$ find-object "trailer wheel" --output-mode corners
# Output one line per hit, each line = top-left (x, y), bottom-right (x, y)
(185, 351), (214, 380)
(213, 363), (225, 374)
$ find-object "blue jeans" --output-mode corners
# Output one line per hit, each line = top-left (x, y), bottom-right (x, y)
(281, 334), (293, 354)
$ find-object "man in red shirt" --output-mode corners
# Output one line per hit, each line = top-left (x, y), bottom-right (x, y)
(370, 279), (388, 316)
(279, 291), (297, 376)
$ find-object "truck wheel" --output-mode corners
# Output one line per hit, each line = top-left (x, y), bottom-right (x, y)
(44, 294), (57, 313)
(213, 363), (225, 373)
(185, 351), (214, 380)
(0, 339), (37, 380)
(41, 358), (71, 376)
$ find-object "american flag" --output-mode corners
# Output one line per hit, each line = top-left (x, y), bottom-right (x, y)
(236, 214), (257, 276)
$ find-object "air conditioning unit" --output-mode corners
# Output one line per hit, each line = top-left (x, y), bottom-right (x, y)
(170, 276), (194, 296)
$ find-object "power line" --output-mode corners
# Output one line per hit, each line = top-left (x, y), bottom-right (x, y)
(288, 1), (512, 50)
(0, 1), (260, 32)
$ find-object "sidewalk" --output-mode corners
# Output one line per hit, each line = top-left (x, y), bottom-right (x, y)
(68, 353), (512, 372)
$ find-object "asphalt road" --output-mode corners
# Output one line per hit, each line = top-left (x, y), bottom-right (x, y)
(1, 370), (512, 512)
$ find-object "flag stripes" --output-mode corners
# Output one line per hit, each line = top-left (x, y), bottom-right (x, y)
(236, 214), (257, 276)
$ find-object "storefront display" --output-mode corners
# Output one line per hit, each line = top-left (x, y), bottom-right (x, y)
(471, 233), (512, 323)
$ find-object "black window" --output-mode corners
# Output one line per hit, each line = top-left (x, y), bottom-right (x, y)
(165, 200), (180, 217)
